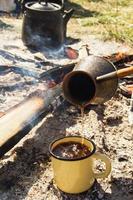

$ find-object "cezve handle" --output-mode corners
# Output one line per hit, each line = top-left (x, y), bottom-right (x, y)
(96, 66), (133, 81)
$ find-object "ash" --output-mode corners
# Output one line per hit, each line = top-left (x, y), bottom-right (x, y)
(0, 17), (132, 200)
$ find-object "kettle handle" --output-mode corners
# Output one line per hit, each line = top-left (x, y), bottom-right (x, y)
(63, 8), (74, 25)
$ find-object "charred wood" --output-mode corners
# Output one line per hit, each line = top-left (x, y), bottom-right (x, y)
(0, 85), (62, 158)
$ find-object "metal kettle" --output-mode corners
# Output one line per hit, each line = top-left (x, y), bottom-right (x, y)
(22, 0), (74, 49)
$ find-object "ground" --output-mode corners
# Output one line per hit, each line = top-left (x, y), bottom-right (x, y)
(0, 11), (133, 200)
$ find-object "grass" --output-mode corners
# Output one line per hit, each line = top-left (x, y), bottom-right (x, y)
(67, 0), (133, 46)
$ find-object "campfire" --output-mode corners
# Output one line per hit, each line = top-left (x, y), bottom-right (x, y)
(0, 45), (132, 157)
(0, 1), (133, 199)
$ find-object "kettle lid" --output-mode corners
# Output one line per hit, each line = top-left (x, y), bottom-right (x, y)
(29, 0), (61, 11)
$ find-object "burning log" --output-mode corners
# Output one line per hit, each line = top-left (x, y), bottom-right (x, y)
(104, 50), (133, 66)
(0, 62), (75, 79)
(64, 47), (79, 59)
(0, 85), (62, 158)
(40, 63), (75, 82)
(0, 62), (75, 158)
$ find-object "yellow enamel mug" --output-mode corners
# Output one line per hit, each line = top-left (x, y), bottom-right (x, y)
(49, 136), (111, 194)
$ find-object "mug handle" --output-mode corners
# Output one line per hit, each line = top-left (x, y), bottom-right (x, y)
(92, 152), (111, 179)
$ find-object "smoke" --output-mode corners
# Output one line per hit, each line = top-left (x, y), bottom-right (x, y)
(0, 18), (69, 116)
(24, 25), (65, 59)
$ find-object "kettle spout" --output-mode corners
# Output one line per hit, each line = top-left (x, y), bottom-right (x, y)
(63, 9), (74, 25)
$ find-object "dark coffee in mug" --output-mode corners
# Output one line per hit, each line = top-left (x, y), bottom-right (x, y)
(52, 141), (91, 159)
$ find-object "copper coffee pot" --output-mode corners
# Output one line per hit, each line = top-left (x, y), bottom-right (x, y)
(62, 55), (133, 107)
